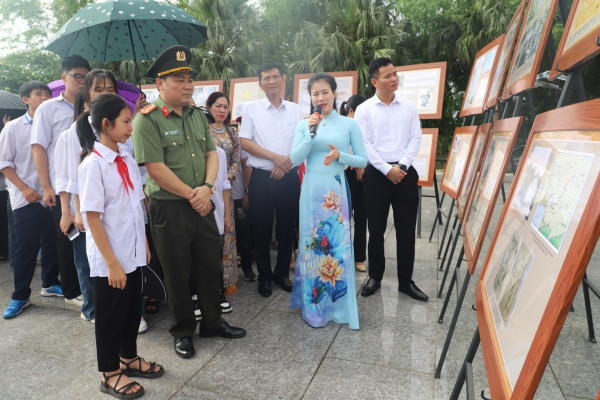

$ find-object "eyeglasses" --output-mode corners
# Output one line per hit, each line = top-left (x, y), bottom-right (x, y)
(66, 73), (86, 82)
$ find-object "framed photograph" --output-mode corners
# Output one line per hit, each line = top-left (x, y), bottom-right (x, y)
(141, 80), (224, 108)
(476, 99), (600, 399)
(502, 0), (560, 99)
(293, 71), (358, 119)
(440, 126), (479, 200)
(416, 128), (439, 187)
(549, 0), (600, 80)
(485, 0), (527, 109)
(394, 62), (447, 120)
(460, 35), (505, 117)
(229, 76), (287, 122)
(457, 123), (493, 222)
(463, 117), (523, 274)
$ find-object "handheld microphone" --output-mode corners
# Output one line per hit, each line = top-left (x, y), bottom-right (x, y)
(310, 105), (322, 138)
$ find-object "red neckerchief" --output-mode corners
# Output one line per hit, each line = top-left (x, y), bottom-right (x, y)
(92, 148), (134, 194)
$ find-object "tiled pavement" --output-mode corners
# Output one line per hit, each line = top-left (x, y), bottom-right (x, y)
(0, 176), (599, 399)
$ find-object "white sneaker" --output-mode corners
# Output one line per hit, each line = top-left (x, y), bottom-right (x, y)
(65, 296), (84, 307)
(139, 317), (148, 334)
(80, 312), (95, 324)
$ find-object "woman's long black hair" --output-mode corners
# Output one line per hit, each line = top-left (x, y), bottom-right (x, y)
(76, 93), (128, 162)
(339, 95), (367, 117)
(307, 72), (337, 114)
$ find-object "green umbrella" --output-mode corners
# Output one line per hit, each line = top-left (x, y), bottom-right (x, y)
(44, 0), (207, 84)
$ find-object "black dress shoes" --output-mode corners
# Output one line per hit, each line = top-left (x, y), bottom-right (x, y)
(398, 283), (429, 302)
(275, 278), (293, 292)
(258, 281), (272, 297)
(361, 279), (381, 297)
(174, 336), (195, 358)
(199, 322), (247, 339)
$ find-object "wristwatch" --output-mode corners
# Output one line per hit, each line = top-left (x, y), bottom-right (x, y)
(244, 189), (249, 194)
(204, 183), (216, 194)
(399, 164), (407, 172)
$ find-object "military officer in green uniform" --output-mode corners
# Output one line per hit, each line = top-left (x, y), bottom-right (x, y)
(133, 46), (246, 359)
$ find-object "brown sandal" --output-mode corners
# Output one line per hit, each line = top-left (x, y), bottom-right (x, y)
(120, 356), (164, 379)
(100, 371), (144, 399)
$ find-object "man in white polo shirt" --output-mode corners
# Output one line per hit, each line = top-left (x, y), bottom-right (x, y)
(31, 55), (90, 307)
(240, 62), (302, 297)
(354, 58), (428, 301)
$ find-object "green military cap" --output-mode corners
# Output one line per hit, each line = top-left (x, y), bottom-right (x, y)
(146, 45), (197, 79)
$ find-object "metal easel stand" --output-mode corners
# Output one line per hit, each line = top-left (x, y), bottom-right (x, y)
(448, 327), (481, 400)
(417, 120), (443, 239)
(437, 108), (494, 294)
(435, 246), (474, 378)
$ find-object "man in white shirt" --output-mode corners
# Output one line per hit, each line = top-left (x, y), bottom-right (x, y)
(30, 55), (90, 306)
(0, 81), (63, 319)
(354, 58), (428, 301)
(240, 62), (302, 297)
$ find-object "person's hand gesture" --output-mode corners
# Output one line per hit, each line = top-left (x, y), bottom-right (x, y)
(133, 93), (148, 115)
(107, 262), (127, 289)
(2, 115), (10, 125)
(386, 165), (406, 184)
(21, 186), (41, 204)
(323, 144), (340, 166)
(307, 112), (323, 135)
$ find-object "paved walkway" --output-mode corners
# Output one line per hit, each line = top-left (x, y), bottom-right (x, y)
(0, 180), (599, 399)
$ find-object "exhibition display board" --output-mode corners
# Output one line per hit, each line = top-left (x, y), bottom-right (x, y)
(293, 71), (358, 118)
(229, 76), (286, 121)
(464, 117), (523, 273)
(502, 0), (560, 99)
(141, 80), (224, 108)
(457, 123), (493, 222)
(485, 0), (527, 109)
(460, 35), (505, 117)
(440, 126), (479, 199)
(549, 0), (600, 80)
(394, 62), (447, 119)
(476, 99), (600, 399)
(417, 128), (439, 187)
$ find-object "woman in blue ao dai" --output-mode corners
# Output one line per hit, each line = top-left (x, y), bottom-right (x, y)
(289, 73), (368, 329)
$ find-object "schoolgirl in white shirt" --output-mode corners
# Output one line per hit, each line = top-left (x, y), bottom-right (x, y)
(77, 93), (164, 399)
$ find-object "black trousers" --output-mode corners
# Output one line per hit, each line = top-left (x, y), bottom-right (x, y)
(12, 203), (59, 300)
(248, 168), (300, 283)
(0, 190), (8, 258)
(149, 198), (223, 337)
(345, 169), (367, 263)
(94, 268), (142, 372)
(363, 165), (419, 284)
(51, 195), (81, 299)
(234, 199), (253, 273)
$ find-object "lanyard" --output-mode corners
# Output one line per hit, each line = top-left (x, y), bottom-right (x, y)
(92, 149), (134, 195)
(62, 99), (75, 110)
(24, 115), (32, 125)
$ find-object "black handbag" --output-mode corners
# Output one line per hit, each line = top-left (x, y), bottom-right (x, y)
(140, 263), (167, 303)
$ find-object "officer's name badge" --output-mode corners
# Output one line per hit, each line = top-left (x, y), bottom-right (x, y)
(163, 131), (180, 136)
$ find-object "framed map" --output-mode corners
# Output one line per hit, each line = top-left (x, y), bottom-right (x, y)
(503, 0), (560, 99)
(293, 71), (358, 119)
(440, 126), (478, 200)
(457, 123), (493, 222)
(476, 99), (600, 399)
(460, 35), (504, 117)
(416, 128), (439, 187)
(141, 80), (224, 109)
(463, 117), (523, 274)
(549, 0), (600, 80)
(486, 0), (527, 109)
(229, 76), (287, 122)
(394, 62), (447, 119)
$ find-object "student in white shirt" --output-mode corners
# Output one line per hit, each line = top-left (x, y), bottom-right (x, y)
(354, 58), (428, 302)
(239, 62), (303, 297)
(31, 55), (90, 306)
(77, 93), (164, 397)
(0, 81), (61, 319)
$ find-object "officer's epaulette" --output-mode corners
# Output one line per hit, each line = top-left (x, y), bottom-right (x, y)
(139, 104), (157, 115)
